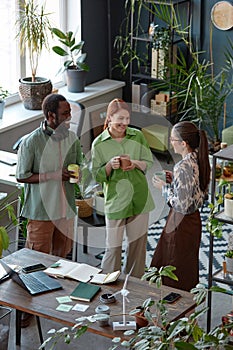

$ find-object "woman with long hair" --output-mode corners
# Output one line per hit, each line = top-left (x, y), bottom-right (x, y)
(91, 98), (155, 278)
(151, 121), (210, 291)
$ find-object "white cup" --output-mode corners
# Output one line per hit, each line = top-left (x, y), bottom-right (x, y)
(153, 171), (166, 182)
(68, 164), (79, 183)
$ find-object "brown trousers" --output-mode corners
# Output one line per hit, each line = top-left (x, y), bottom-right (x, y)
(150, 208), (201, 291)
(26, 218), (74, 258)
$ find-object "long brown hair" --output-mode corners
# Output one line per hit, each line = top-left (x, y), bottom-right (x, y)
(173, 121), (210, 192)
(103, 98), (131, 130)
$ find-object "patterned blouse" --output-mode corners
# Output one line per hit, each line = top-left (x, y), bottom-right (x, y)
(166, 152), (205, 215)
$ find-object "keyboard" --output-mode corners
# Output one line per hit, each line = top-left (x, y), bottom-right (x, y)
(20, 273), (48, 293)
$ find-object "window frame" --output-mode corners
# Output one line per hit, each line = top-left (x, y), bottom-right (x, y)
(4, 0), (81, 106)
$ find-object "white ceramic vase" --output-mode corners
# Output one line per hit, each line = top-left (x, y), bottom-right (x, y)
(224, 198), (233, 218)
(94, 193), (105, 216)
(226, 257), (233, 273)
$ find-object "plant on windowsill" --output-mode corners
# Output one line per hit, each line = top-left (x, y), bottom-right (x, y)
(49, 27), (90, 93)
(0, 86), (9, 119)
(15, 0), (53, 110)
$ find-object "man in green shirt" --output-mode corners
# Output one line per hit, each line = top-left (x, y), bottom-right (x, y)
(16, 94), (82, 258)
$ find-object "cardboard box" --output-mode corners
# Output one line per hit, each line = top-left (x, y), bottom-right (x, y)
(151, 98), (177, 116)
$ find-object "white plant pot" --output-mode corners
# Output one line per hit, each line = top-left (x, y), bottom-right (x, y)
(94, 193), (105, 216)
(226, 257), (233, 273)
(224, 198), (233, 218)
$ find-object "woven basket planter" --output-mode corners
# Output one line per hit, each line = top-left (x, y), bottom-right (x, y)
(19, 77), (52, 110)
(75, 197), (93, 218)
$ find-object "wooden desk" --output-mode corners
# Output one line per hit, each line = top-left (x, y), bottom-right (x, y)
(0, 150), (18, 187)
(1, 248), (196, 345)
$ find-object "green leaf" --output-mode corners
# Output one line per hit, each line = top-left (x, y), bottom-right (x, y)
(52, 46), (68, 57)
(0, 226), (10, 250)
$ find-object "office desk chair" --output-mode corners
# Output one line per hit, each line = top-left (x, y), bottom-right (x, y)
(68, 100), (85, 139)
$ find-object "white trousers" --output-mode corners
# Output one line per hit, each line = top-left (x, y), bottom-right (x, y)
(101, 213), (149, 278)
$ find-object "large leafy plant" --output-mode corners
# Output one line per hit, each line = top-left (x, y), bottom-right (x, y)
(0, 192), (18, 257)
(15, 0), (52, 82)
(49, 28), (90, 76)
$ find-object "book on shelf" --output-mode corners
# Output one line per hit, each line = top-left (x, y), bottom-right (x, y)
(44, 259), (102, 283)
(70, 282), (101, 302)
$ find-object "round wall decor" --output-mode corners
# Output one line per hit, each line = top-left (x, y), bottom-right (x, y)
(211, 1), (233, 30)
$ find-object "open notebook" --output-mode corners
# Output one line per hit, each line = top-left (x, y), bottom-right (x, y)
(44, 259), (120, 284)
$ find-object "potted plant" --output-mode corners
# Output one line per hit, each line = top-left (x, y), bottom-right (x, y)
(49, 27), (90, 93)
(94, 190), (105, 216)
(74, 158), (98, 218)
(222, 180), (233, 219)
(0, 86), (9, 119)
(0, 192), (18, 258)
(130, 298), (154, 328)
(15, 0), (53, 110)
(225, 250), (233, 273)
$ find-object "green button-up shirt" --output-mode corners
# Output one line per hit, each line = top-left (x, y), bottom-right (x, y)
(91, 127), (155, 219)
(16, 125), (82, 220)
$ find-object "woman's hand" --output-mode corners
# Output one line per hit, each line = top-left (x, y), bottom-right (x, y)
(165, 170), (173, 184)
(110, 156), (121, 170)
(152, 175), (166, 190)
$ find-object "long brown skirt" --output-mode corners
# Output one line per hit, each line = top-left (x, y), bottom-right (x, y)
(150, 208), (201, 292)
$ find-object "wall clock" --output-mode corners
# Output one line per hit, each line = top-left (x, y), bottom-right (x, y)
(211, 1), (233, 30)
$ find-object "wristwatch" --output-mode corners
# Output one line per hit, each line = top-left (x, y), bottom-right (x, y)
(211, 1), (233, 30)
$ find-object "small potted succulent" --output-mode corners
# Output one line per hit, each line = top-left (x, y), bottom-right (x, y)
(0, 86), (9, 119)
(219, 179), (233, 218)
(49, 27), (90, 93)
(225, 250), (233, 273)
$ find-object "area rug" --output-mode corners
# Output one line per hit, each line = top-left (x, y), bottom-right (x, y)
(146, 203), (230, 286)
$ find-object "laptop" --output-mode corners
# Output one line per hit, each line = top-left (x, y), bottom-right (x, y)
(0, 260), (63, 296)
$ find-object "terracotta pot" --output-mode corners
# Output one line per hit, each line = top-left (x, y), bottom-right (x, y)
(134, 309), (149, 328)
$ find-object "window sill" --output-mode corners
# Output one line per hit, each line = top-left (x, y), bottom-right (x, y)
(0, 79), (125, 133)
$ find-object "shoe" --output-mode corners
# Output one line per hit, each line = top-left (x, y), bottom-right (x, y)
(20, 312), (34, 328)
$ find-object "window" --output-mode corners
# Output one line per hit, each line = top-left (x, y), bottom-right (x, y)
(0, 0), (81, 104)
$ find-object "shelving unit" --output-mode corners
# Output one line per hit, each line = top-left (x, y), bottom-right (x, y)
(207, 144), (233, 332)
(128, 0), (191, 158)
(129, 0), (191, 111)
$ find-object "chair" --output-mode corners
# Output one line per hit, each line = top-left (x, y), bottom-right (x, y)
(222, 125), (233, 146)
(68, 101), (85, 138)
